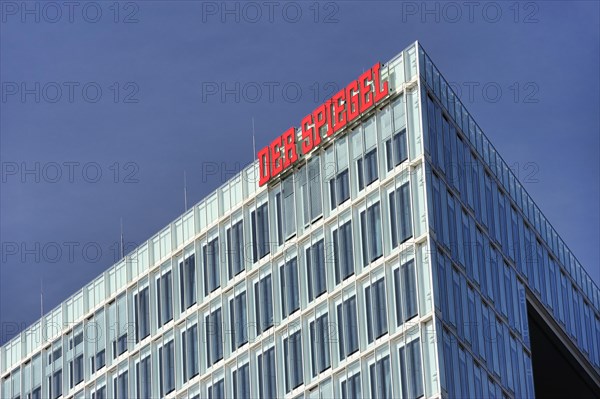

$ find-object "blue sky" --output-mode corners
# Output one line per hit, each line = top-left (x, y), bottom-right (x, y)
(1, 1), (598, 345)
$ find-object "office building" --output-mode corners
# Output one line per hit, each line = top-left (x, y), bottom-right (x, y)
(1, 41), (599, 398)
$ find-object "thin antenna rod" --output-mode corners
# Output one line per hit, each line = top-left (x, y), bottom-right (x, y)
(184, 170), (188, 211)
(252, 117), (256, 158)
(40, 277), (45, 342)
(120, 217), (124, 259)
(40, 278), (43, 319)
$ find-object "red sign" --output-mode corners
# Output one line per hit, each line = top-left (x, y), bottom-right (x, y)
(258, 62), (389, 187)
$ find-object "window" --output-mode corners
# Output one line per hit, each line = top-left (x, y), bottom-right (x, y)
(310, 313), (331, 377)
(206, 308), (223, 366)
(134, 286), (150, 343)
(135, 355), (151, 398)
(229, 292), (248, 351)
(179, 254), (197, 312)
(232, 363), (250, 399)
(498, 193), (508, 252)
(156, 271), (173, 327)
(68, 331), (84, 388)
(48, 345), (62, 364)
(72, 328), (83, 347)
(482, 305), (494, 370)
(113, 371), (128, 399)
(471, 154), (481, 219)
(306, 239), (326, 302)
(386, 128), (408, 170)
(447, 193), (457, 252)
(49, 369), (62, 399)
(357, 148), (378, 190)
(275, 192), (284, 245)
(254, 274), (273, 335)
(283, 331), (303, 392)
(203, 237), (220, 295)
(92, 348), (105, 373)
(441, 116), (451, 176)
(330, 169), (350, 209)
(341, 373), (361, 399)
(337, 295), (359, 360)
(394, 260), (418, 325)
(182, 324), (199, 382)
(300, 157), (323, 224)
(360, 202), (383, 266)
(484, 173), (495, 236)
(257, 347), (276, 399)
(111, 295), (128, 359)
(456, 137), (467, 198)
(390, 183), (413, 247)
(208, 379), (224, 399)
(283, 176), (297, 239)
(510, 207), (521, 267)
(369, 355), (391, 398)
(329, 137), (350, 210)
(509, 336), (520, 396)
(399, 339), (424, 399)
(458, 346), (469, 398)
(159, 340), (175, 396)
(227, 220), (244, 279)
(91, 385), (106, 399)
(113, 334), (127, 359)
(280, 257), (300, 319)
(474, 362), (483, 398)
(365, 278), (388, 343)
(431, 174), (443, 243)
(89, 310), (106, 374)
(462, 211), (473, 277)
(467, 287), (476, 351)
(69, 353), (83, 388)
(333, 221), (354, 284)
(251, 203), (270, 262)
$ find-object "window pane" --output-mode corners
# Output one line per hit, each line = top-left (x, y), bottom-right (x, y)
(283, 176), (296, 238)
(362, 202), (383, 266)
(206, 309), (223, 366)
(203, 238), (220, 295)
(258, 348), (276, 398)
(308, 157), (323, 221)
(208, 379), (224, 399)
(281, 258), (300, 319)
(370, 356), (391, 398)
(230, 292), (248, 351)
(284, 331), (303, 392)
(255, 275), (273, 335)
(366, 278), (388, 343)
(310, 314), (331, 376)
(306, 240), (327, 302)
(180, 254), (197, 312)
(334, 221), (354, 284)
(227, 221), (244, 279)
(400, 339), (424, 399)
(157, 272), (173, 328)
(338, 295), (359, 361)
(135, 287), (150, 342)
(395, 260), (418, 326)
(233, 363), (250, 399)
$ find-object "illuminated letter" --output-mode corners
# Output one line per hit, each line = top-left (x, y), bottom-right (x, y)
(270, 136), (283, 176)
(345, 80), (360, 123)
(301, 114), (314, 154)
(332, 89), (347, 133)
(373, 63), (389, 103)
(281, 127), (298, 168)
(258, 146), (271, 186)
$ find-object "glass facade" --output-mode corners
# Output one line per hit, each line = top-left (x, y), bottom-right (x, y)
(1, 41), (599, 399)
